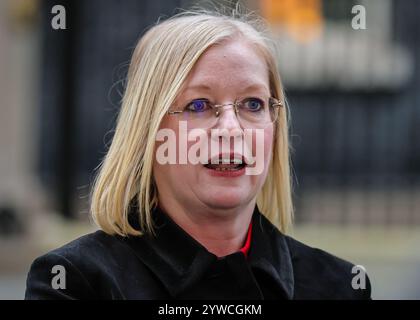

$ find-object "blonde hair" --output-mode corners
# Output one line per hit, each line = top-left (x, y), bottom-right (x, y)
(90, 9), (294, 237)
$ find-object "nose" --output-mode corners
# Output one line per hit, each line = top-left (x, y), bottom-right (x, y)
(215, 104), (242, 131)
(212, 104), (243, 145)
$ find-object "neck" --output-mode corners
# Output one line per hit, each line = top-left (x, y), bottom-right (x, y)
(159, 200), (255, 257)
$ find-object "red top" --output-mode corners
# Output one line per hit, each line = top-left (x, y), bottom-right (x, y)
(239, 220), (253, 258)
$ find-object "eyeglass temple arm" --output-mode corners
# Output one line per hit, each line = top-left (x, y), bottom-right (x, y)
(167, 110), (183, 115)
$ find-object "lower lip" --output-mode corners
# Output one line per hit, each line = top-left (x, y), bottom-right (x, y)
(204, 165), (246, 177)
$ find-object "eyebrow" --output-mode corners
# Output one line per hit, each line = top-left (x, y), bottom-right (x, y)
(183, 83), (269, 94)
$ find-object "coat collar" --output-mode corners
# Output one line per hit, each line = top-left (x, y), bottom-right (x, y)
(121, 205), (295, 299)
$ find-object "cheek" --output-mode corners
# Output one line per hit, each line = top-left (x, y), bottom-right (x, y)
(252, 126), (274, 168)
(259, 126), (274, 180)
(264, 127), (274, 160)
(153, 159), (195, 197)
(154, 118), (183, 184)
(153, 126), (200, 184)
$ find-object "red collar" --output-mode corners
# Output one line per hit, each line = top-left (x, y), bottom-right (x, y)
(239, 220), (253, 258)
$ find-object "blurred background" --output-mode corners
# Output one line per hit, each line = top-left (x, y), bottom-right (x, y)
(0, 0), (419, 299)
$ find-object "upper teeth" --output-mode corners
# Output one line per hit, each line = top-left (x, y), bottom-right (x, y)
(216, 158), (243, 164)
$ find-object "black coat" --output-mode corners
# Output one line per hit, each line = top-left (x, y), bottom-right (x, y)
(25, 206), (371, 300)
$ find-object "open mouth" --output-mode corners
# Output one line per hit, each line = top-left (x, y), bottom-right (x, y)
(204, 154), (247, 171)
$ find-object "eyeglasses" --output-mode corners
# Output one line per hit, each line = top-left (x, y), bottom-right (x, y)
(167, 97), (283, 129)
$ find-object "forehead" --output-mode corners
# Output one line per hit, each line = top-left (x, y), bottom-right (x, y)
(182, 40), (270, 94)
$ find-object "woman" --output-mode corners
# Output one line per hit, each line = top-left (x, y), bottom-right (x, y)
(25, 10), (371, 300)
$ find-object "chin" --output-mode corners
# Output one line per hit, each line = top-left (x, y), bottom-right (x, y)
(202, 190), (250, 210)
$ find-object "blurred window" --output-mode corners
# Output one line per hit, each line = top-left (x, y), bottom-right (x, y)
(259, 0), (413, 90)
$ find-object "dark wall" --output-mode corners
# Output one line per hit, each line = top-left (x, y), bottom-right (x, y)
(39, 0), (184, 217)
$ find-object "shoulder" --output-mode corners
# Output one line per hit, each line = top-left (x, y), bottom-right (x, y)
(284, 235), (371, 299)
(253, 212), (371, 299)
(29, 230), (127, 271)
(25, 231), (140, 299)
(40, 230), (130, 262)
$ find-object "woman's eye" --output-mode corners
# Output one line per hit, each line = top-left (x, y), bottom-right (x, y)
(186, 99), (209, 112)
(243, 98), (264, 111)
